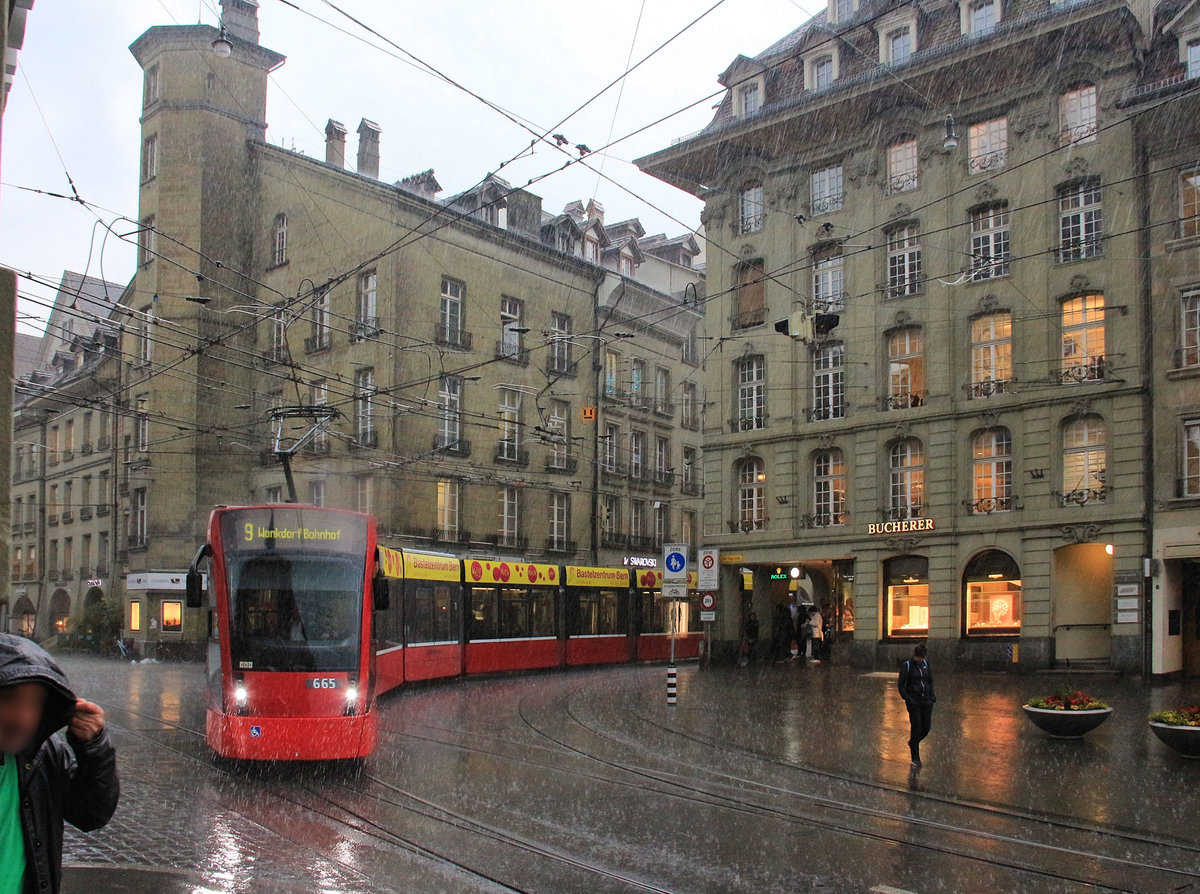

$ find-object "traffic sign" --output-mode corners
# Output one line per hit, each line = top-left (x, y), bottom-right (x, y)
(663, 542), (688, 581)
(700, 611), (716, 622)
(698, 548), (719, 589)
(700, 592), (716, 610)
(662, 581), (687, 601)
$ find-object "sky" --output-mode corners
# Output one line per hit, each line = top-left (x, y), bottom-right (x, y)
(0, 0), (819, 335)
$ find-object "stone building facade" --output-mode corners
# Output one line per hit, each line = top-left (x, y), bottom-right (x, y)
(638, 0), (1200, 674)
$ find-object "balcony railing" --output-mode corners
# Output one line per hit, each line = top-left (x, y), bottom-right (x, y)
(653, 470), (676, 488)
(545, 455), (578, 473)
(967, 148), (1008, 174)
(433, 434), (471, 457)
(680, 480), (701, 496)
(1059, 357), (1106, 384)
(728, 517), (768, 532)
(968, 497), (1014, 514)
(435, 324), (473, 350)
(628, 467), (651, 487)
(803, 512), (845, 528)
(495, 341), (530, 366)
(884, 171), (919, 195)
(23, 522), (35, 533)
(628, 535), (660, 551)
(79, 507), (93, 521)
(601, 461), (627, 479)
(494, 442), (529, 466)
(1055, 487), (1106, 506)
(80, 443), (93, 456)
(96, 505), (111, 517)
(547, 356), (577, 377)
(350, 317), (381, 342)
(488, 533), (529, 550)
(880, 391), (927, 411)
(47, 514), (59, 526)
(1057, 123), (1097, 147)
(810, 193), (845, 216)
(654, 401), (675, 418)
(603, 387), (628, 403)
(806, 406), (845, 422)
(430, 527), (472, 545)
(729, 415), (767, 432)
(600, 532), (628, 549)
(304, 331), (332, 353)
(1056, 236), (1103, 264)
(737, 213), (766, 235)
(681, 414), (699, 431)
(97, 437), (111, 450)
(884, 504), (924, 520)
(967, 379), (1011, 399)
(545, 537), (577, 554)
(60, 510), (73, 524)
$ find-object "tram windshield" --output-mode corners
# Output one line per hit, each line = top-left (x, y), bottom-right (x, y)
(218, 507), (369, 672)
(228, 555), (363, 672)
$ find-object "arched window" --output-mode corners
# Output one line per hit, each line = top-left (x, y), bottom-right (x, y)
(884, 554), (928, 636)
(889, 438), (925, 518)
(971, 427), (1012, 512)
(1061, 416), (1106, 504)
(734, 457), (766, 530)
(739, 181), (764, 234)
(812, 449), (846, 526)
(963, 550), (1021, 636)
(1059, 84), (1097, 146)
(272, 213), (288, 267)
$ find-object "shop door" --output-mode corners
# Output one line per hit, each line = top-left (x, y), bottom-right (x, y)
(1051, 544), (1112, 663)
(1183, 562), (1200, 677)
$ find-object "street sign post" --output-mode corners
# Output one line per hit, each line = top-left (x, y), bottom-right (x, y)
(698, 548), (719, 590)
(662, 581), (687, 601)
(663, 543), (688, 581)
(661, 543), (688, 704)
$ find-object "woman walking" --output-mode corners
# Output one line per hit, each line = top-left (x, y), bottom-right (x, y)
(898, 643), (935, 767)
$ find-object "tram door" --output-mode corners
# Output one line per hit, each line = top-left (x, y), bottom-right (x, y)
(1182, 561), (1200, 677)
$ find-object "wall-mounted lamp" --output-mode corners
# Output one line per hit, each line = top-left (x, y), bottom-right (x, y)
(942, 115), (959, 152)
(212, 26), (233, 58)
(1105, 543), (1114, 555)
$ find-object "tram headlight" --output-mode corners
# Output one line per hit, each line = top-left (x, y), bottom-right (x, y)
(233, 683), (249, 714)
(344, 683), (359, 716)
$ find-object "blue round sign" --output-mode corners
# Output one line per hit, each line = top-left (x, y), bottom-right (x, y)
(666, 552), (686, 574)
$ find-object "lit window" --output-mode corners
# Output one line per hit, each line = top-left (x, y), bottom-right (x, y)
(1062, 416), (1106, 504)
(810, 165), (844, 215)
(964, 551), (1022, 635)
(129, 601), (142, 632)
(1059, 85), (1097, 145)
(736, 458), (766, 529)
(969, 312), (1013, 397)
(971, 428), (1013, 512)
(967, 118), (1007, 173)
(604, 350), (620, 397)
(886, 329), (925, 409)
(969, 204), (1010, 279)
(161, 601), (182, 632)
(885, 555), (928, 636)
(1060, 294), (1106, 382)
(1057, 181), (1103, 262)
(886, 139), (919, 194)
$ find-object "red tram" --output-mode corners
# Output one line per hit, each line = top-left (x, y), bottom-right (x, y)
(187, 504), (704, 760)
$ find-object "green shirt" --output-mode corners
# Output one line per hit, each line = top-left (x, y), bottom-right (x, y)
(0, 755), (24, 894)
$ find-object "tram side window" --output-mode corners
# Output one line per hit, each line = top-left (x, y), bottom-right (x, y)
(406, 582), (455, 644)
(572, 588), (622, 636)
(641, 595), (668, 634)
(472, 586), (556, 639)
(470, 587), (499, 640)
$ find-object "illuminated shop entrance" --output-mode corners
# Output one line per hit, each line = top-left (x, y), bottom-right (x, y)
(885, 555), (928, 637)
(963, 550), (1022, 636)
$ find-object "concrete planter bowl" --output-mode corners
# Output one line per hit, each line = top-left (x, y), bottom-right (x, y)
(1148, 722), (1200, 758)
(1021, 705), (1114, 739)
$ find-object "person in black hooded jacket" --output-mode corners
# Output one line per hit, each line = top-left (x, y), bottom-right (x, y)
(897, 643), (936, 768)
(0, 633), (119, 894)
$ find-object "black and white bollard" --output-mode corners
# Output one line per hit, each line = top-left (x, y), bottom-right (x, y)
(666, 664), (677, 705)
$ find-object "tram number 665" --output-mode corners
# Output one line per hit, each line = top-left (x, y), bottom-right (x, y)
(306, 678), (340, 690)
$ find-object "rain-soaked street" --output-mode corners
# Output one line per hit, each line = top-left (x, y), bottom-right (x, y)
(54, 654), (1200, 893)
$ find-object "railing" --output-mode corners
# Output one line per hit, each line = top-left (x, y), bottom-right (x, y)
(654, 470), (676, 488)
(1055, 487), (1106, 506)
(61, 510), (73, 524)
(729, 415), (767, 432)
(1057, 123), (1097, 147)
(810, 193), (845, 215)
(23, 522), (35, 533)
(967, 378), (1011, 398)
(547, 357), (577, 377)
(545, 537), (577, 554)
(433, 435), (471, 457)
(628, 467), (651, 487)
(968, 148), (1008, 174)
(803, 512), (845, 528)
(600, 532), (628, 549)
(489, 533), (529, 550)
(880, 391), (927, 411)
(430, 527), (471, 545)
(728, 517), (768, 532)
(545, 455), (578, 473)
(494, 442), (529, 466)
(435, 324), (473, 350)
(79, 507), (93, 521)
(884, 171), (919, 195)
(681, 414), (699, 431)
(654, 401), (675, 418)
(603, 387), (628, 403)
(601, 461), (628, 479)
(304, 332), (332, 353)
(96, 505), (111, 517)
(97, 437), (110, 450)
(738, 213), (766, 235)
(350, 317), (380, 342)
(495, 341), (530, 366)
(883, 504), (924, 520)
(351, 430), (378, 449)
(680, 481), (701, 496)
(1059, 357), (1105, 383)
(1120, 71), (1199, 104)
(47, 514), (59, 526)
(806, 406), (845, 422)
(81, 444), (93, 456)
(1056, 236), (1103, 263)
(968, 497), (1014, 514)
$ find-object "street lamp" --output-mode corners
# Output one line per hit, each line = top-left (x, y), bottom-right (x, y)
(212, 26), (233, 58)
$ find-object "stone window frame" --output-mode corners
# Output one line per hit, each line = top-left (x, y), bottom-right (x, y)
(875, 6), (919, 64)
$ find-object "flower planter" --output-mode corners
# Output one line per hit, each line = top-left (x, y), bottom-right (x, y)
(1021, 705), (1113, 739)
(1149, 722), (1200, 758)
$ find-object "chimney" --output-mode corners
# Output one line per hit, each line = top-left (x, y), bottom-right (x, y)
(325, 119), (347, 168)
(356, 118), (380, 179)
(219, 0), (260, 45)
(585, 198), (605, 224)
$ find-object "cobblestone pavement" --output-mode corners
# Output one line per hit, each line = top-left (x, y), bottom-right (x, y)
(47, 654), (1200, 893)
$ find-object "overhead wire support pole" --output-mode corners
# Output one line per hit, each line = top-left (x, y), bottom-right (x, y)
(270, 405), (340, 502)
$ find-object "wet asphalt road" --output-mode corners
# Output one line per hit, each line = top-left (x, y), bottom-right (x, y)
(50, 654), (1200, 893)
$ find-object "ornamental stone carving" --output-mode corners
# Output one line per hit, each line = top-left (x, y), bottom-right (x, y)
(1060, 523), (1101, 544)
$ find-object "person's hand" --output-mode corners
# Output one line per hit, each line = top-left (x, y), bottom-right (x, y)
(69, 699), (106, 742)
